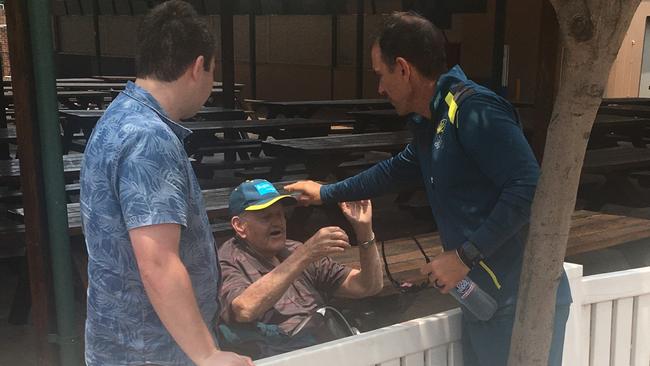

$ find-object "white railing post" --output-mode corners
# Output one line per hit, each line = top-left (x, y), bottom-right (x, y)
(562, 263), (585, 366)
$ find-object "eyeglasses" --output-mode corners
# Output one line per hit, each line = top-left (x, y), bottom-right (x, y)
(381, 236), (431, 294)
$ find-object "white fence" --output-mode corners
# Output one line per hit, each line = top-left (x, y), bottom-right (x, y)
(563, 264), (650, 366)
(257, 263), (650, 366)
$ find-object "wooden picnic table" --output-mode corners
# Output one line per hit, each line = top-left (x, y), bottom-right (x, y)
(92, 76), (244, 90)
(601, 97), (650, 106)
(599, 104), (650, 119)
(247, 98), (393, 118)
(183, 118), (332, 137)
(519, 113), (650, 148)
(58, 108), (247, 153)
(346, 109), (408, 132)
(96, 87), (241, 108)
(60, 107), (246, 125)
(55, 82), (127, 91)
(92, 76), (136, 82)
(56, 78), (104, 83)
(262, 128), (650, 179)
(589, 114), (650, 148)
(182, 118), (333, 159)
(262, 130), (411, 180)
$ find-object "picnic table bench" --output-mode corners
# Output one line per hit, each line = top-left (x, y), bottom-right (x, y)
(4, 90), (110, 109)
(246, 98), (393, 118)
(331, 210), (650, 295)
(584, 146), (650, 173)
(7, 181), (294, 237)
(582, 146), (650, 207)
(0, 183), (81, 205)
(0, 154), (83, 186)
(0, 127), (16, 145)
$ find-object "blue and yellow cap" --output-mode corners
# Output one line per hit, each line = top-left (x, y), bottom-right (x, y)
(229, 179), (297, 216)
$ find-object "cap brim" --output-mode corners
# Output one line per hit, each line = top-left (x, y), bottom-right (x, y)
(244, 194), (297, 212)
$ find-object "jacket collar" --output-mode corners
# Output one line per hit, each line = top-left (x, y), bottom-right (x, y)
(408, 65), (467, 127)
(430, 65), (468, 120)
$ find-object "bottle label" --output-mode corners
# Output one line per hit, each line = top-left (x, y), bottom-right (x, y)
(456, 279), (475, 300)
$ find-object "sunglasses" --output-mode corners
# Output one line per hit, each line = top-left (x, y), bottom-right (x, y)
(381, 236), (432, 294)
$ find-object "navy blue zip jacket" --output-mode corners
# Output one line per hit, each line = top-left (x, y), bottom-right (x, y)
(321, 66), (571, 313)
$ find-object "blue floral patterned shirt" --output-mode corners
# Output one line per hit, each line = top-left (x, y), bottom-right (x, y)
(80, 82), (219, 365)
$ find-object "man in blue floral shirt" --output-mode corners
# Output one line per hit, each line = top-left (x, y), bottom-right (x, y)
(80, 2), (253, 365)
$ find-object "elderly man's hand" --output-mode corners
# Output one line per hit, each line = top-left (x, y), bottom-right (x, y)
(300, 226), (350, 263)
(284, 180), (322, 206)
(339, 200), (373, 242)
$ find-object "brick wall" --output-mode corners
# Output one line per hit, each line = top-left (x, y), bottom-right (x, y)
(0, 6), (10, 79)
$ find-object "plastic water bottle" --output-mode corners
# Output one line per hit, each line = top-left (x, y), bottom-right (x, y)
(449, 277), (498, 321)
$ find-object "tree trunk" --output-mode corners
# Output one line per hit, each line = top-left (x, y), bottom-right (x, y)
(508, 1), (641, 365)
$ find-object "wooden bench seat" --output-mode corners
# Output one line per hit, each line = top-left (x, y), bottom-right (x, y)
(190, 139), (262, 155)
(0, 220), (25, 259)
(0, 154), (83, 186)
(331, 210), (650, 295)
(0, 183), (81, 204)
(211, 221), (233, 237)
(192, 157), (278, 178)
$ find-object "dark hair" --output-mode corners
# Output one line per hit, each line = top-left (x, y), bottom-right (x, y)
(135, 0), (216, 81)
(376, 11), (447, 80)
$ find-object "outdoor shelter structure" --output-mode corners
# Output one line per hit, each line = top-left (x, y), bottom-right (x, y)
(3, 1), (527, 365)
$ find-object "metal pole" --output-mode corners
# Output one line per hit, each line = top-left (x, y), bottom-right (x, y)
(355, 0), (364, 99)
(220, 0), (235, 109)
(491, 0), (507, 92)
(92, 0), (102, 75)
(0, 51), (9, 159)
(26, 0), (81, 364)
(249, 11), (257, 99)
(330, 14), (338, 100)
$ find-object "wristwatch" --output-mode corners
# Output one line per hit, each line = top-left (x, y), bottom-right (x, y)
(359, 234), (376, 249)
(456, 241), (483, 269)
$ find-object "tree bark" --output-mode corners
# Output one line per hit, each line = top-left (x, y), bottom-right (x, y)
(508, 1), (641, 365)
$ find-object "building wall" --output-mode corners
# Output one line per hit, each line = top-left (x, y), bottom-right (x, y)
(52, 1), (546, 102)
(605, 0), (650, 97)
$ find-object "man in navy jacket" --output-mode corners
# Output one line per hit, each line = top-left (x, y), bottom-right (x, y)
(286, 12), (571, 366)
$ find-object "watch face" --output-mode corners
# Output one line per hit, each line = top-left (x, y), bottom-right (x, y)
(463, 242), (482, 261)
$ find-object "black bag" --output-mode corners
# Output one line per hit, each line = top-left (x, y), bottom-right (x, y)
(217, 306), (359, 359)
(290, 306), (360, 343)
